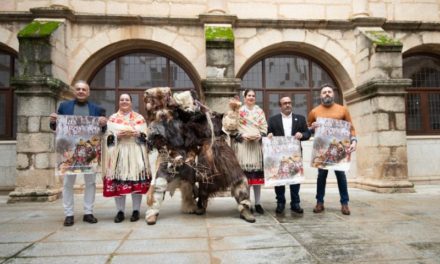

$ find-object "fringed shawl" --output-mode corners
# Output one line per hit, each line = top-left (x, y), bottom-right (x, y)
(105, 111), (150, 181)
(233, 105), (268, 171)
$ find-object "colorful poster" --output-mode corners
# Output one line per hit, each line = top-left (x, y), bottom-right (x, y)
(55, 115), (102, 176)
(311, 117), (351, 171)
(262, 136), (304, 187)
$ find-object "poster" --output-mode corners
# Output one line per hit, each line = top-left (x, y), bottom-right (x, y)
(262, 136), (304, 187)
(55, 115), (102, 176)
(310, 117), (351, 171)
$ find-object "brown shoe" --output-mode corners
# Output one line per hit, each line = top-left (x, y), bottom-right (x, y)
(341, 205), (351, 215)
(146, 214), (158, 225)
(313, 203), (325, 213)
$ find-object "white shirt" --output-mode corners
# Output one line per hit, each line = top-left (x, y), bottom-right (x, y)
(281, 112), (292, 136)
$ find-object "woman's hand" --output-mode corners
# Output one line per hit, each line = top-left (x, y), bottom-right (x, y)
(243, 133), (260, 141)
(117, 130), (139, 138)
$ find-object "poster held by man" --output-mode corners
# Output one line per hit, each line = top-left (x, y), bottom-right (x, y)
(55, 115), (102, 177)
(310, 117), (351, 171)
(262, 136), (304, 187)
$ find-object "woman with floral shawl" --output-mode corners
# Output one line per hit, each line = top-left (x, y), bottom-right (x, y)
(232, 89), (268, 214)
(103, 94), (151, 222)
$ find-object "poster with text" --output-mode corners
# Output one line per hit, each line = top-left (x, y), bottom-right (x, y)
(311, 117), (351, 171)
(262, 136), (304, 187)
(55, 115), (102, 176)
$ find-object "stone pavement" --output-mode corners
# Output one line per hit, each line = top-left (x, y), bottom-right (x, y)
(1, 185), (440, 264)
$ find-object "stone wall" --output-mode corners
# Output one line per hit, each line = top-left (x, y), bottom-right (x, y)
(2, 1), (440, 21)
(407, 137), (440, 184)
(0, 142), (17, 192)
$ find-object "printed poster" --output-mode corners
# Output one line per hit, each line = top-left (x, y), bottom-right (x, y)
(311, 117), (351, 171)
(55, 115), (102, 176)
(262, 136), (304, 187)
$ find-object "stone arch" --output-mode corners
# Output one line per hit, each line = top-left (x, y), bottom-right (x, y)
(403, 43), (440, 57)
(72, 38), (202, 95)
(0, 27), (18, 52)
(0, 43), (18, 56)
(236, 41), (354, 95)
(399, 31), (440, 54)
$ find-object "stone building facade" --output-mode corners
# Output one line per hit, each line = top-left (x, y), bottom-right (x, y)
(0, 0), (439, 201)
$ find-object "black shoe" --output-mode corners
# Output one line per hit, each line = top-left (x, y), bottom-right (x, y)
(275, 203), (285, 214)
(291, 204), (304, 214)
(255, 204), (265, 214)
(83, 214), (98, 224)
(114, 211), (125, 223)
(64, 216), (74, 226)
(130, 210), (140, 222)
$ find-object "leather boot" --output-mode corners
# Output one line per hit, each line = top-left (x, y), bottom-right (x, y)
(313, 203), (325, 213)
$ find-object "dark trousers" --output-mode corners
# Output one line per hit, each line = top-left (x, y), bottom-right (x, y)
(275, 184), (300, 207)
(316, 169), (349, 205)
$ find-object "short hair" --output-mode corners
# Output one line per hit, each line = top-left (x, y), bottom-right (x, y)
(74, 80), (89, 88)
(319, 83), (335, 92)
(278, 94), (291, 106)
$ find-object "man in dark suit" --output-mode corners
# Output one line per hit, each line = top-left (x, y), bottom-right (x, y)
(267, 96), (310, 214)
(50, 80), (107, 226)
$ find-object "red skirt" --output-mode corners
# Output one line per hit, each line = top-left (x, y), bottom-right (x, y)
(244, 170), (265, 186)
(103, 176), (150, 197)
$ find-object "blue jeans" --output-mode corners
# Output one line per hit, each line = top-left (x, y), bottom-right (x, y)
(316, 169), (349, 205)
(275, 184), (300, 207)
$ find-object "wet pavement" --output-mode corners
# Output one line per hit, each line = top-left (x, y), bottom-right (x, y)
(1, 185), (440, 264)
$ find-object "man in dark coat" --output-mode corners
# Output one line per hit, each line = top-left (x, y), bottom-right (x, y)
(267, 96), (310, 214)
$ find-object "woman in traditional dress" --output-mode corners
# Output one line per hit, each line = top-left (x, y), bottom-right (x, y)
(233, 89), (268, 214)
(103, 94), (151, 222)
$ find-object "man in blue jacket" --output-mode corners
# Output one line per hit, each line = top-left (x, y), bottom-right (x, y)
(50, 80), (107, 226)
(267, 96), (310, 214)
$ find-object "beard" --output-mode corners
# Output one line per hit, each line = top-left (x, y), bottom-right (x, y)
(321, 96), (334, 106)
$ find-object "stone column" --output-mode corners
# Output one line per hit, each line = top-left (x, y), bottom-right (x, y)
(8, 20), (69, 202)
(207, 0), (226, 14)
(345, 28), (414, 193)
(202, 23), (241, 113)
(352, 0), (369, 18)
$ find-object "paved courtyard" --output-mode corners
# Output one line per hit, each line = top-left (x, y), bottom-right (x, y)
(1, 185), (440, 264)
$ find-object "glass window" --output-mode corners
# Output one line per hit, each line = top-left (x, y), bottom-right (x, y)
(89, 52), (195, 117)
(0, 54), (11, 87)
(170, 61), (194, 89)
(90, 60), (115, 88)
(240, 54), (339, 118)
(403, 55), (440, 134)
(265, 56), (309, 88)
(242, 61), (262, 88)
(0, 93), (6, 135)
(0, 51), (16, 140)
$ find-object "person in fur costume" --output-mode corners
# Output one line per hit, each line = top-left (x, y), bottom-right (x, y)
(144, 88), (255, 225)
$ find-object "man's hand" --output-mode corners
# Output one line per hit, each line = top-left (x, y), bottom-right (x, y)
(98, 117), (107, 127)
(294, 132), (303, 140)
(310, 122), (320, 129)
(267, 133), (273, 139)
(49, 113), (58, 122)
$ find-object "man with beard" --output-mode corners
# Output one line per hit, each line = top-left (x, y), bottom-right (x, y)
(308, 84), (357, 215)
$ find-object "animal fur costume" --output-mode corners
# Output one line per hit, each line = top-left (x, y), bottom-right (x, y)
(144, 87), (255, 223)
